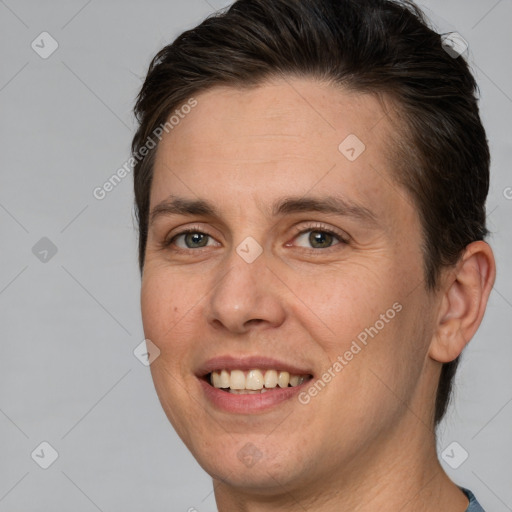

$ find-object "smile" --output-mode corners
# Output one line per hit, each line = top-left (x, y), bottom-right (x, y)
(197, 355), (314, 412)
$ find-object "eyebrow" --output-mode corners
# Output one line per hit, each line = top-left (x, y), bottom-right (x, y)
(149, 194), (379, 228)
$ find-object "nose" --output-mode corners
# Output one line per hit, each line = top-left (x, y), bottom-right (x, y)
(206, 249), (286, 335)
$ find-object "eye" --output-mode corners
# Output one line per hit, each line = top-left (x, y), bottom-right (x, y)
(292, 225), (348, 249)
(164, 229), (217, 250)
(161, 224), (348, 252)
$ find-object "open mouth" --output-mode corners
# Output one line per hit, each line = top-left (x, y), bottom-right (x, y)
(205, 369), (313, 394)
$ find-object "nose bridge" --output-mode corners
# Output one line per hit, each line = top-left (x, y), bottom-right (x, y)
(206, 245), (286, 333)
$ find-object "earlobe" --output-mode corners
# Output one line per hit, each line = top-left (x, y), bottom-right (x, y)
(429, 241), (496, 363)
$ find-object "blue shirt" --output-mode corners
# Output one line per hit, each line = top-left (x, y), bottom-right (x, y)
(461, 487), (485, 512)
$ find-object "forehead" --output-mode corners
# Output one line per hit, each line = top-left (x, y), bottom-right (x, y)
(157, 79), (393, 162)
(151, 77), (413, 228)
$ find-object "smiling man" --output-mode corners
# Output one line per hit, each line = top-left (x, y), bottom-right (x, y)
(131, 1), (495, 510)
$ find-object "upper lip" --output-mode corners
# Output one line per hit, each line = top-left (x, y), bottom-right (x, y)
(196, 355), (313, 378)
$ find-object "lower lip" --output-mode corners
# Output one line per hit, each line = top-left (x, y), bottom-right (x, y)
(199, 378), (309, 413)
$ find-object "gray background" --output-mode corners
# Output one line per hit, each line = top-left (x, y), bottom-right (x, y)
(0, 0), (510, 510)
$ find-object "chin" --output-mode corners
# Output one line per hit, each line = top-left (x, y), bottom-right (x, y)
(188, 435), (315, 495)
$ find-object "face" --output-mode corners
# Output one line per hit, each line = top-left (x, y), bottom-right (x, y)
(141, 78), (440, 496)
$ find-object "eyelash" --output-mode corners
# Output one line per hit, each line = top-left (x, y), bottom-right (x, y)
(161, 223), (349, 252)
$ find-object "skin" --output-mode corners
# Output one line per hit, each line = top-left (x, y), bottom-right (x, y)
(140, 77), (496, 511)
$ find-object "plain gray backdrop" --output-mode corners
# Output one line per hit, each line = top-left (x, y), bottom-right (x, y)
(0, 0), (511, 510)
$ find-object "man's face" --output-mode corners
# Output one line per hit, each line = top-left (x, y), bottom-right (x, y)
(141, 78), (439, 493)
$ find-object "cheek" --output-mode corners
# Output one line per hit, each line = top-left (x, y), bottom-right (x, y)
(140, 271), (200, 400)
(141, 272), (206, 439)
(315, 311), (425, 449)
(140, 269), (197, 341)
(301, 263), (425, 400)
(344, 297), (432, 423)
(294, 262), (399, 351)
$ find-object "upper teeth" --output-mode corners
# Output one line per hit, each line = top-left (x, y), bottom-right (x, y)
(210, 369), (307, 391)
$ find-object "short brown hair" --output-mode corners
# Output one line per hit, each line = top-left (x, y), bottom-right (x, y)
(131, 0), (490, 427)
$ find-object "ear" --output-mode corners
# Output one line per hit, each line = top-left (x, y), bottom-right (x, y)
(429, 241), (496, 363)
